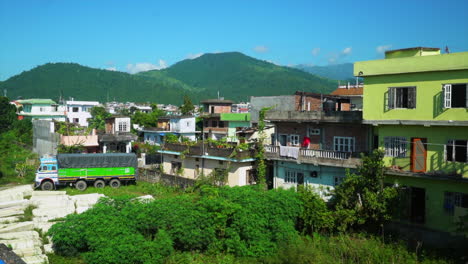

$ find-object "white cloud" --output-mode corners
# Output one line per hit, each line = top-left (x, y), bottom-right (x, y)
(311, 48), (320, 56)
(376, 44), (392, 54)
(126, 59), (167, 74)
(253, 45), (269, 53)
(187, 53), (204, 59)
(342, 47), (352, 55)
(106, 67), (117, 71)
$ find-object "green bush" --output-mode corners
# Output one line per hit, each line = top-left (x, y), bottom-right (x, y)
(49, 186), (302, 263)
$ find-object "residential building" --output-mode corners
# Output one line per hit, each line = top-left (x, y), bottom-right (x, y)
(158, 142), (257, 187)
(100, 116), (137, 153)
(60, 130), (99, 153)
(231, 102), (250, 113)
(354, 47), (468, 237)
(66, 100), (100, 127)
(15, 99), (66, 121)
(221, 113), (251, 142)
(143, 115), (198, 145)
(201, 99), (234, 140)
(330, 84), (363, 111)
(263, 91), (369, 196)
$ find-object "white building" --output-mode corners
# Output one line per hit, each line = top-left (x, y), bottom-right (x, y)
(16, 99), (66, 121)
(143, 116), (198, 145)
(66, 100), (100, 127)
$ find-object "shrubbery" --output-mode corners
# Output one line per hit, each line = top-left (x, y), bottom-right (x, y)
(48, 186), (302, 264)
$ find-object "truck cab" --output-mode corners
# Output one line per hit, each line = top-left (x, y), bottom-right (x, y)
(35, 156), (59, 190)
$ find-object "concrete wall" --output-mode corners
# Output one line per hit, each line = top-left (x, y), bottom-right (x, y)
(273, 160), (354, 199)
(170, 117), (196, 133)
(161, 154), (254, 187)
(377, 125), (468, 177)
(32, 120), (59, 157)
(250, 95), (295, 124)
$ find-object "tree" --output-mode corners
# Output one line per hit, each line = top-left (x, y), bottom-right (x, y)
(179, 95), (194, 115)
(0, 96), (17, 134)
(330, 149), (398, 233)
(88, 106), (111, 131)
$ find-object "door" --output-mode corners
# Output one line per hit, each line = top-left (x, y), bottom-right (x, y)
(297, 172), (304, 185)
(411, 138), (427, 173)
(279, 134), (287, 146)
(410, 187), (426, 224)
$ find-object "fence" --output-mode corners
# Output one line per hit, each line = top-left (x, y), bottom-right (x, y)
(264, 145), (351, 160)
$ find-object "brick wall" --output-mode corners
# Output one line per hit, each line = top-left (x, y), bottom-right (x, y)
(294, 95), (322, 111)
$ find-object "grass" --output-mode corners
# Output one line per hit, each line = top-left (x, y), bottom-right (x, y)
(64, 181), (181, 198)
(47, 254), (86, 264)
(17, 204), (37, 222)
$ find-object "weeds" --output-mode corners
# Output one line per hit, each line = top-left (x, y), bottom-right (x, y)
(17, 204), (37, 222)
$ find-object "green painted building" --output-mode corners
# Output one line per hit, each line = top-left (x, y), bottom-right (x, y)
(220, 113), (251, 142)
(355, 47), (468, 235)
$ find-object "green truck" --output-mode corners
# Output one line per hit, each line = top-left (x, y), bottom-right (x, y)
(35, 153), (138, 191)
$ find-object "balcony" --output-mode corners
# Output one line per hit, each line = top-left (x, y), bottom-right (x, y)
(162, 142), (256, 160)
(265, 110), (362, 123)
(264, 145), (361, 168)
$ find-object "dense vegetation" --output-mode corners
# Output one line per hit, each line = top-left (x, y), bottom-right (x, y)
(0, 96), (37, 184)
(0, 52), (338, 104)
(141, 52), (337, 102)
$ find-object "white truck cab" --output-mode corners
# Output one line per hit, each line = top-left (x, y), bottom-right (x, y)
(35, 156), (59, 190)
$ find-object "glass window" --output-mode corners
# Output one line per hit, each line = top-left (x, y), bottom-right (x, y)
(384, 137), (407, 157)
(388, 87), (416, 109)
(334, 137), (355, 152)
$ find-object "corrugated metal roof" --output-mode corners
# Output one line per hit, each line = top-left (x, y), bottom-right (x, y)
(16, 99), (57, 105)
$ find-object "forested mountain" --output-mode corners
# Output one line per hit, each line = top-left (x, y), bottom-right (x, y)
(294, 63), (354, 81)
(141, 52), (337, 102)
(1, 52), (338, 104)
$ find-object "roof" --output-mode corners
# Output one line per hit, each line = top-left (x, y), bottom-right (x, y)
(330, 87), (363, 96)
(66, 101), (100, 106)
(201, 99), (234, 104)
(16, 99), (57, 105)
(385, 47), (440, 54)
(220, 113), (251, 122)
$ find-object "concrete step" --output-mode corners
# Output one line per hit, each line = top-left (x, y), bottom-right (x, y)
(0, 199), (30, 209)
(0, 216), (20, 224)
(32, 206), (75, 219)
(0, 231), (39, 240)
(0, 206), (26, 218)
(31, 191), (66, 197)
(13, 246), (43, 257)
(22, 254), (49, 264)
(0, 237), (41, 250)
(31, 199), (74, 209)
(0, 221), (34, 233)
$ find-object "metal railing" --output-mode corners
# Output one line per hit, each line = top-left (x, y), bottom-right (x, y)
(264, 145), (351, 160)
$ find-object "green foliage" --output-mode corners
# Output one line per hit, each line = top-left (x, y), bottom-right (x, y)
(88, 106), (111, 131)
(18, 204), (37, 222)
(131, 108), (165, 128)
(266, 234), (448, 264)
(330, 150), (399, 232)
(256, 106), (273, 188)
(49, 186), (302, 263)
(297, 186), (335, 235)
(0, 96), (17, 134)
(164, 133), (179, 144)
(179, 95), (195, 115)
(0, 130), (37, 182)
(57, 144), (85, 154)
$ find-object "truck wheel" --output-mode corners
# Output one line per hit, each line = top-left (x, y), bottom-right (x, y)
(109, 179), (121, 188)
(94, 179), (105, 188)
(41, 181), (54, 191)
(75, 180), (87, 191)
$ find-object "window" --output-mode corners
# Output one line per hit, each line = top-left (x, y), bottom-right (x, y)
(444, 84), (468, 108)
(39, 107), (45, 112)
(307, 128), (320, 136)
(42, 165), (48, 171)
(72, 107), (79, 112)
(334, 176), (344, 186)
(444, 192), (468, 216)
(186, 121), (190, 127)
(384, 136), (407, 157)
(289, 134), (300, 146)
(446, 140), (468, 163)
(218, 121), (225, 128)
(73, 118), (79, 123)
(334, 137), (355, 152)
(285, 170), (297, 183)
(51, 166), (57, 170)
(388, 87), (416, 109)
(218, 160), (223, 165)
(118, 121), (128, 132)
(212, 121), (218, 127)
(171, 161), (182, 174)
(204, 120), (209, 127)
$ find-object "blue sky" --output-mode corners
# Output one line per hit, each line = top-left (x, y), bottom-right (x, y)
(1, 0), (467, 80)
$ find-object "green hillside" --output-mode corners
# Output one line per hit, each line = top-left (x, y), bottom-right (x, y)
(0, 63), (202, 105)
(140, 52), (337, 102)
(0, 53), (338, 104)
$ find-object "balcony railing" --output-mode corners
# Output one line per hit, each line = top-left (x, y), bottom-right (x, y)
(265, 110), (362, 123)
(162, 142), (256, 160)
(264, 145), (361, 168)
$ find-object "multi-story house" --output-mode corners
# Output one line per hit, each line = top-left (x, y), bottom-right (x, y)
(15, 99), (66, 121)
(66, 100), (100, 127)
(99, 116), (137, 153)
(354, 47), (468, 236)
(142, 115), (198, 145)
(263, 91), (370, 195)
(201, 99), (234, 140)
